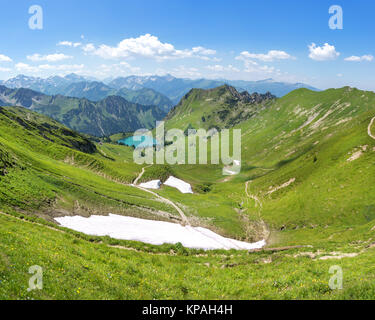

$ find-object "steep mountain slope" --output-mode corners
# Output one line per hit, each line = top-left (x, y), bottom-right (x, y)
(61, 81), (174, 112)
(0, 106), (177, 218)
(108, 74), (318, 103)
(0, 107), (96, 154)
(161, 86), (375, 247)
(3, 75), (175, 112)
(2, 73), (89, 94)
(227, 78), (318, 97)
(235, 87), (375, 230)
(165, 84), (276, 130)
(1, 88), (375, 299)
(115, 87), (173, 112)
(109, 75), (226, 103)
(60, 81), (114, 101)
(3, 73), (317, 107)
(0, 85), (166, 136)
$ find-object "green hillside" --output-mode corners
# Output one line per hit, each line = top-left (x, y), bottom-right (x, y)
(161, 86), (375, 244)
(0, 106), (180, 221)
(1, 85), (375, 299)
(0, 85), (166, 136)
(59, 81), (174, 112)
(115, 87), (174, 112)
(165, 84), (275, 131)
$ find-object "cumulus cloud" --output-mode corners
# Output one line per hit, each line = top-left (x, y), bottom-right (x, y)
(0, 54), (12, 62)
(308, 43), (340, 61)
(235, 53), (281, 76)
(82, 43), (95, 53)
(15, 62), (84, 74)
(344, 55), (373, 62)
(37, 64), (84, 71)
(15, 63), (39, 73)
(238, 50), (294, 62)
(27, 53), (73, 62)
(168, 65), (202, 78)
(89, 34), (217, 61)
(206, 64), (240, 72)
(192, 46), (216, 56)
(0, 67), (11, 72)
(245, 63), (277, 74)
(57, 41), (82, 47)
(92, 62), (141, 77)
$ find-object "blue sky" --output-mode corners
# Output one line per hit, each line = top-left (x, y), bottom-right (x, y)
(0, 0), (374, 90)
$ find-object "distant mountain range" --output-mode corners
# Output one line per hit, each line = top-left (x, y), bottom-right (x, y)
(107, 75), (319, 103)
(0, 85), (166, 136)
(0, 73), (319, 136)
(2, 74), (319, 106)
(1, 74), (174, 112)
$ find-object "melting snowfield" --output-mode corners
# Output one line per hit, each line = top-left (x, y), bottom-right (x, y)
(164, 176), (193, 194)
(139, 180), (161, 189)
(137, 176), (193, 193)
(55, 214), (265, 250)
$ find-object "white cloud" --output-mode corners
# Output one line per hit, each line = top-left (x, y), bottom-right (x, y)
(82, 43), (95, 53)
(15, 62), (84, 74)
(206, 64), (240, 72)
(93, 62), (141, 77)
(90, 34), (217, 61)
(238, 50), (294, 62)
(192, 46), (216, 55)
(0, 54), (12, 62)
(308, 43), (340, 61)
(37, 64), (84, 71)
(235, 53), (281, 76)
(167, 65), (202, 78)
(344, 55), (373, 62)
(15, 63), (39, 73)
(57, 41), (82, 47)
(0, 67), (11, 72)
(27, 53), (73, 62)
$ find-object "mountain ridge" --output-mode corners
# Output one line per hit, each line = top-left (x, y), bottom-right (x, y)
(108, 74), (319, 103)
(1, 74), (174, 112)
(3, 73), (319, 105)
(0, 85), (166, 136)
(165, 84), (276, 131)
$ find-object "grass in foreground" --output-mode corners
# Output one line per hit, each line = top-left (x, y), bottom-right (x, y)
(1, 212), (375, 300)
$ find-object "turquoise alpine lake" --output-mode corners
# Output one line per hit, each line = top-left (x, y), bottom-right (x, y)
(118, 135), (158, 148)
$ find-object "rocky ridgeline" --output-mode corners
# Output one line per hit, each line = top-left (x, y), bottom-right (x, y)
(225, 84), (276, 104)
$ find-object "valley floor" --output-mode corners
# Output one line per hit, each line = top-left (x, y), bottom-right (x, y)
(2, 87), (375, 299)
(1, 211), (375, 300)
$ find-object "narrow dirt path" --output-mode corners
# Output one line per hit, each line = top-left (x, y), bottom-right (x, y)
(245, 181), (262, 208)
(132, 167), (245, 247)
(134, 185), (190, 226)
(131, 166), (190, 226)
(133, 165), (151, 185)
(368, 116), (375, 140)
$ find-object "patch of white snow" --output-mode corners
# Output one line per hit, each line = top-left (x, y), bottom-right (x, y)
(55, 214), (265, 251)
(164, 176), (193, 194)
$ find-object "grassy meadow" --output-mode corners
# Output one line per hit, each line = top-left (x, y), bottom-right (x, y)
(1, 86), (375, 299)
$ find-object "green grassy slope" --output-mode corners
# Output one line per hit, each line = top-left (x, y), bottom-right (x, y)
(58, 81), (174, 112)
(0, 106), (179, 223)
(0, 85), (166, 136)
(164, 85), (275, 131)
(159, 86), (375, 247)
(1, 85), (375, 299)
(115, 87), (174, 112)
(2, 211), (375, 300)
